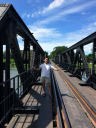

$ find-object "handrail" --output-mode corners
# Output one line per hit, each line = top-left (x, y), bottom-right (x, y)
(51, 70), (71, 128)
(0, 69), (34, 126)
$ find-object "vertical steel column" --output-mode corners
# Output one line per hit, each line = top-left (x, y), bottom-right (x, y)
(61, 54), (64, 64)
(58, 54), (61, 65)
(9, 21), (25, 74)
(70, 50), (74, 65)
(7, 21), (25, 92)
(24, 39), (27, 71)
(3, 28), (11, 119)
(30, 49), (35, 69)
(0, 39), (3, 120)
(28, 44), (30, 70)
(70, 50), (75, 72)
(92, 39), (96, 74)
(40, 54), (42, 64)
(0, 41), (3, 84)
(33, 45), (39, 67)
(5, 37), (10, 84)
(80, 46), (83, 75)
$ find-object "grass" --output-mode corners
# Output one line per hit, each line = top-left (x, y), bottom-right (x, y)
(3, 58), (16, 68)
(88, 63), (92, 69)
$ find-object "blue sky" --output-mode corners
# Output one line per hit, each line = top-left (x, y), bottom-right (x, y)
(1, 0), (96, 54)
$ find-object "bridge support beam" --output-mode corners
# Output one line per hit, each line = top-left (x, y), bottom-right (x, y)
(92, 38), (96, 74)
(23, 39), (31, 71)
(0, 37), (3, 120)
(0, 40), (3, 84)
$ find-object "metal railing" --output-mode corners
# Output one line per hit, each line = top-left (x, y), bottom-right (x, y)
(51, 70), (71, 128)
(0, 69), (35, 126)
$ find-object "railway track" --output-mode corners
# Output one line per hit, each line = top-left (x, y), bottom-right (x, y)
(52, 64), (96, 128)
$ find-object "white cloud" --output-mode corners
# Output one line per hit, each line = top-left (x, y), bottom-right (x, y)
(23, 0), (65, 18)
(36, 1), (96, 25)
(43, 0), (65, 13)
(29, 25), (62, 40)
(22, 12), (36, 18)
(39, 42), (65, 53)
(48, 0), (64, 9)
(66, 22), (96, 42)
(16, 21), (96, 55)
(28, 21), (96, 54)
(23, 0), (80, 19)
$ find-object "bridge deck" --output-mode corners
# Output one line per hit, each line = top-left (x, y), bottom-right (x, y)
(52, 63), (96, 127)
(6, 64), (96, 128)
(54, 64), (96, 109)
(60, 68), (96, 109)
(7, 84), (53, 128)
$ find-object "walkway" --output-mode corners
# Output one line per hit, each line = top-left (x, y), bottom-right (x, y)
(7, 84), (53, 128)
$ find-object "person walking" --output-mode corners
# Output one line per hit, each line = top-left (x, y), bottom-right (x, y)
(39, 57), (58, 97)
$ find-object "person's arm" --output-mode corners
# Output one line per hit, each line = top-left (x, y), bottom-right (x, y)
(51, 65), (58, 71)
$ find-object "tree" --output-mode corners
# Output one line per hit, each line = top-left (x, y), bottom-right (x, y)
(86, 54), (93, 62)
(50, 46), (68, 58)
(44, 51), (48, 57)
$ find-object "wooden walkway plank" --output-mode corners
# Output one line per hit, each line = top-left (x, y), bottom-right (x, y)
(30, 95), (53, 128)
(7, 84), (53, 128)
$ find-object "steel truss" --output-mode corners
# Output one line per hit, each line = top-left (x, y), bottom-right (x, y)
(54, 32), (96, 89)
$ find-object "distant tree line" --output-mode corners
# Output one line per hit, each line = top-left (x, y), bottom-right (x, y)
(50, 46), (68, 58)
(3, 48), (93, 63)
(86, 54), (93, 63)
(49, 46), (93, 63)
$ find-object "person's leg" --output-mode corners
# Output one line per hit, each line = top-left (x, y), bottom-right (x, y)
(42, 81), (46, 94)
(48, 84), (51, 98)
(46, 78), (51, 96)
(41, 77), (46, 96)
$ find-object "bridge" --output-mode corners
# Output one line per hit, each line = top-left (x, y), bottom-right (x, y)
(0, 4), (96, 128)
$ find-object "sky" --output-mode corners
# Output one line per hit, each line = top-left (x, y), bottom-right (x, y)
(1, 0), (96, 54)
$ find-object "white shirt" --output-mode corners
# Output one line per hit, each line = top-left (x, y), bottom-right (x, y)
(40, 63), (55, 78)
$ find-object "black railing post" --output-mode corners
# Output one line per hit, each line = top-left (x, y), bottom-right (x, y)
(17, 76), (19, 96)
(13, 78), (15, 113)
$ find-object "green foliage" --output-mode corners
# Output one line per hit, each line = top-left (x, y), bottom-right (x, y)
(44, 51), (48, 57)
(50, 46), (68, 58)
(3, 50), (13, 58)
(86, 54), (93, 62)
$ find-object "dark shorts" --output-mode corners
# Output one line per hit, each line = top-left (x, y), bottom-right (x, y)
(40, 76), (51, 86)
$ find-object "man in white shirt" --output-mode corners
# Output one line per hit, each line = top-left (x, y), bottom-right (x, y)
(39, 57), (58, 97)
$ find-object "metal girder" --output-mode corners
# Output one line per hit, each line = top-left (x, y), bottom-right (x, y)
(58, 46), (90, 79)
(78, 47), (90, 77)
(23, 39), (31, 71)
(66, 52), (72, 65)
(0, 40), (3, 84)
(63, 32), (96, 54)
(66, 47), (90, 78)
(92, 38), (96, 74)
(9, 5), (44, 54)
(0, 4), (45, 126)
(7, 21), (25, 74)
(0, 4), (44, 54)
